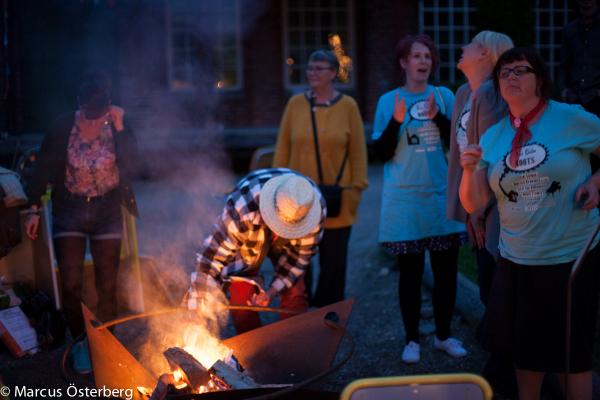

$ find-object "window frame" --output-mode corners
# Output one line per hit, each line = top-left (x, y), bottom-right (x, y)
(533, 0), (573, 82)
(282, 0), (356, 91)
(165, 0), (244, 93)
(418, 0), (476, 85)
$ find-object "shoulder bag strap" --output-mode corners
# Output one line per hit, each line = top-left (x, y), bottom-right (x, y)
(434, 86), (446, 115)
(309, 95), (325, 184)
(334, 150), (348, 185)
(309, 94), (349, 185)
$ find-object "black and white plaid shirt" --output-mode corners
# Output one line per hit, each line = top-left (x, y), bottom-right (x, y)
(190, 168), (325, 300)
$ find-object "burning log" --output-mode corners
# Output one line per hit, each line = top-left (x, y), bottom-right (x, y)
(209, 360), (260, 390)
(148, 374), (175, 400)
(163, 347), (210, 389)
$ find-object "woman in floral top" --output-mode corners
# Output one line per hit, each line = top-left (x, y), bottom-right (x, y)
(24, 71), (139, 373)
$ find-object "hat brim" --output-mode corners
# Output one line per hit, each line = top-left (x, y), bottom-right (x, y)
(259, 174), (322, 239)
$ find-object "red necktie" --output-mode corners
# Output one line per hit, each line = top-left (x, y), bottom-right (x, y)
(508, 99), (546, 168)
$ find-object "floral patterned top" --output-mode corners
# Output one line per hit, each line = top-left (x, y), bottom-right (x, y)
(65, 113), (119, 196)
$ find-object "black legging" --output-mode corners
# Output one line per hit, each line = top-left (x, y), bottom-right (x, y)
(398, 246), (459, 343)
(54, 236), (121, 337)
(313, 226), (352, 307)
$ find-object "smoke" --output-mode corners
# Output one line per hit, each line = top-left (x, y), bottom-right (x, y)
(118, 286), (231, 379)
(100, 2), (272, 372)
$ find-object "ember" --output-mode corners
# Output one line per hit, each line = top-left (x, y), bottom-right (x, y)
(147, 346), (258, 399)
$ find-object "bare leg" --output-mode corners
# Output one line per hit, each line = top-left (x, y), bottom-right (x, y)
(516, 369), (544, 400)
(558, 371), (592, 400)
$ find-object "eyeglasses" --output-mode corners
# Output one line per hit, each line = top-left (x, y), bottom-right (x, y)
(306, 66), (334, 73)
(498, 65), (535, 80)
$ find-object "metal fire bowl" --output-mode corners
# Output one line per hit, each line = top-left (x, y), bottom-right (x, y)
(83, 300), (354, 400)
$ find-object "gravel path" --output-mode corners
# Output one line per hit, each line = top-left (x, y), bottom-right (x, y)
(319, 163), (487, 391)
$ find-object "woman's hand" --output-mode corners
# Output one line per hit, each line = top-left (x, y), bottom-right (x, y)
(393, 91), (406, 123)
(575, 180), (600, 210)
(426, 92), (439, 119)
(460, 144), (483, 173)
(108, 105), (125, 132)
(24, 214), (40, 240)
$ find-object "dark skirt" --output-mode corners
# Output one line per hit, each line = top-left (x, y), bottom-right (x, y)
(483, 244), (600, 373)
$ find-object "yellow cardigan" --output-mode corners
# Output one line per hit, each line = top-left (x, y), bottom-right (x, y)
(273, 93), (368, 229)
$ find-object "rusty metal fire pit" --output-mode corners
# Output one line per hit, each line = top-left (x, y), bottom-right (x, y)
(83, 300), (354, 400)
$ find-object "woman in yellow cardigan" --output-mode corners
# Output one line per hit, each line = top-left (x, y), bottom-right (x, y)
(273, 49), (368, 307)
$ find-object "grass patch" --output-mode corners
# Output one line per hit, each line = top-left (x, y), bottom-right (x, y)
(458, 244), (477, 283)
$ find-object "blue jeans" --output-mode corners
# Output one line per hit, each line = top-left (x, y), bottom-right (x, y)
(52, 189), (122, 337)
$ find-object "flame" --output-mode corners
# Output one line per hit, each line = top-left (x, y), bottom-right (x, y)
(328, 33), (352, 83)
(172, 368), (188, 389)
(173, 368), (184, 382)
(181, 324), (231, 369)
(137, 386), (152, 396)
(142, 283), (231, 394)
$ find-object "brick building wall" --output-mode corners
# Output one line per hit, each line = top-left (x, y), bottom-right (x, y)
(115, 1), (422, 150)
(217, 1), (286, 127)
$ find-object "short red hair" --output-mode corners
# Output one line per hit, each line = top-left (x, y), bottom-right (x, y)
(394, 34), (440, 73)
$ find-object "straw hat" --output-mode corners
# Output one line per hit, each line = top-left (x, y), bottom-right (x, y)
(259, 174), (322, 239)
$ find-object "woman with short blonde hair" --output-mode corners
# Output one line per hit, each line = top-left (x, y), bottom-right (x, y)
(446, 30), (514, 394)
(471, 30), (515, 66)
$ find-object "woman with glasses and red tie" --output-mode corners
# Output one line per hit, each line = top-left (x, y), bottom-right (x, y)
(460, 47), (600, 400)
(273, 49), (368, 308)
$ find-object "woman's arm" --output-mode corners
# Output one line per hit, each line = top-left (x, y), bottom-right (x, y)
(348, 100), (368, 191)
(24, 115), (68, 239)
(575, 146), (600, 210)
(373, 93), (405, 162)
(432, 112), (451, 149)
(459, 145), (493, 213)
(373, 117), (401, 162)
(27, 116), (67, 208)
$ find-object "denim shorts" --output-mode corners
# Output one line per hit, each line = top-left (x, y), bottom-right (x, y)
(52, 189), (123, 240)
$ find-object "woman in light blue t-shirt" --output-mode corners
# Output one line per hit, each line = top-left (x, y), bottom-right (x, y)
(460, 47), (600, 400)
(372, 34), (467, 365)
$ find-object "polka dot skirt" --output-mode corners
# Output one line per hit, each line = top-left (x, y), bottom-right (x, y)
(382, 232), (469, 255)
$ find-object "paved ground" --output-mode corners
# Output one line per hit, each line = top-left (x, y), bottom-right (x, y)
(1, 161), (597, 399)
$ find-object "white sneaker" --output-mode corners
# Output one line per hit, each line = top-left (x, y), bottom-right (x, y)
(434, 337), (467, 358)
(401, 341), (420, 364)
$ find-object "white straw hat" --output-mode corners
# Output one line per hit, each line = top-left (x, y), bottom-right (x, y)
(259, 174), (322, 239)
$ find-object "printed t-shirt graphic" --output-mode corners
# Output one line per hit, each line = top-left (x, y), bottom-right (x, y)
(479, 101), (600, 264)
(455, 93), (472, 153)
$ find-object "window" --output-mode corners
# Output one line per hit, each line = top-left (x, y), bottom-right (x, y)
(284, 0), (355, 89)
(533, 0), (574, 82)
(166, 0), (243, 91)
(418, 0), (476, 85)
